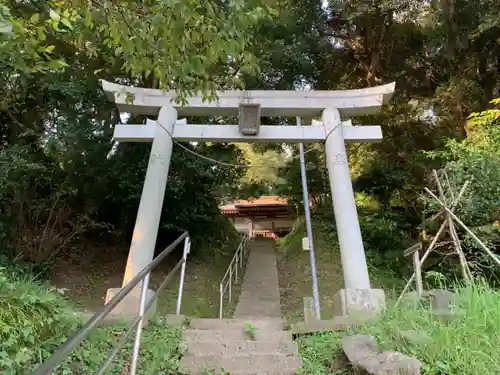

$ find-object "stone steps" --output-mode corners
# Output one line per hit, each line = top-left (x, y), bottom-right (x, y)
(234, 239), (282, 319)
(184, 329), (293, 342)
(180, 353), (300, 375)
(179, 239), (300, 374)
(185, 340), (298, 357)
(188, 317), (284, 331)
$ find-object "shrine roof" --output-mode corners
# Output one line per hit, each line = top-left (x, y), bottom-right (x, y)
(220, 196), (290, 215)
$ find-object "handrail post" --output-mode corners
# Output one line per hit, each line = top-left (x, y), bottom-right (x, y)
(129, 271), (151, 375)
(176, 237), (191, 315)
(235, 247), (239, 282)
(229, 267), (232, 304)
(219, 283), (224, 319)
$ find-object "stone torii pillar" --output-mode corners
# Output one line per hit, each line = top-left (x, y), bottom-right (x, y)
(104, 106), (178, 316)
(322, 108), (385, 316)
(101, 80), (394, 317)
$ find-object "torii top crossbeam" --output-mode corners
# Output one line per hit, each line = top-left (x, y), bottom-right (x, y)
(101, 80), (395, 118)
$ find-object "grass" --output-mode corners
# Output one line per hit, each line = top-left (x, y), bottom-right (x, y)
(297, 332), (351, 375)
(276, 218), (403, 323)
(1, 231), (244, 373)
(276, 219), (344, 323)
(279, 217), (500, 374)
(0, 265), (184, 374)
(154, 254), (237, 318)
(297, 282), (500, 375)
(63, 317), (183, 375)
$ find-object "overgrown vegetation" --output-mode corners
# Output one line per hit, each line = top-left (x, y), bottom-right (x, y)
(298, 283), (500, 375)
(0, 265), (183, 374)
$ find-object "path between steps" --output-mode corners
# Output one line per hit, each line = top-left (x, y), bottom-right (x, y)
(234, 238), (282, 318)
(180, 239), (300, 374)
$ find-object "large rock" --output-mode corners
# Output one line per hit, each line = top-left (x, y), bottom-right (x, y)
(342, 334), (379, 363)
(342, 335), (422, 375)
(363, 352), (422, 375)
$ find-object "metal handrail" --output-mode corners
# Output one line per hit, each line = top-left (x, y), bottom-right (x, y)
(32, 231), (191, 375)
(219, 232), (250, 318)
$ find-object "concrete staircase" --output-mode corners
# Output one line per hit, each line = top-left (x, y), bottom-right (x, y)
(180, 239), (300, 374)
(234, 239), (282, 318)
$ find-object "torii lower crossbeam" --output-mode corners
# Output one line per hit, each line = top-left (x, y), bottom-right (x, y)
(113, 122), (382, 143)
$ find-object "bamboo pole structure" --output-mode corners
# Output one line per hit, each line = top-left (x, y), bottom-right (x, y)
(432, 170), (472, 283)
(424, 188), (500, 267)
(396, 179), (471, 305)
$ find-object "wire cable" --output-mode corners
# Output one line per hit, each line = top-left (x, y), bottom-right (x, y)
(154, 120), (325, 168)
(154, 119), (341, 169)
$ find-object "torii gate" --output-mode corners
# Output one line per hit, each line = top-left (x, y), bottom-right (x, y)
(101, 80), (394, 316)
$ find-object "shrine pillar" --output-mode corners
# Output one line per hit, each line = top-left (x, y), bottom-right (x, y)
(105, 105), (177, 317)
(323, 107), (385, 315)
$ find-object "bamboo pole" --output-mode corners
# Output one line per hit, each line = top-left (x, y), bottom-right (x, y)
(443, 170), (455, 202)
(449, 220), (473, 280)
(413, 247), (423, 296)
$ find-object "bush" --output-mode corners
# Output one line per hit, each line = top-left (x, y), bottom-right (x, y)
(0, 266), (79, 373)
(358, 208), (413, 275)
(0, 265), (183, 374)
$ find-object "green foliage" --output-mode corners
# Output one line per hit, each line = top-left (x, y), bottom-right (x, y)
(0, 264), (183, 374)
(61, 319), (183, 375)
(88, 0), (272, 100)
(0, 266), (78, 373)
(0, 0), (271, 266)
(423, 100), (500, 281)
(0, 5), (69, 75)
(299, 283), (500, 375)
(358, 208), (413, 278)
(297, 331), (346, 375)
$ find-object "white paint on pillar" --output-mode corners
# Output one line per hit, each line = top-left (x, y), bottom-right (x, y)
(121, 105), (177, 286)
(323, 107), (371, 290)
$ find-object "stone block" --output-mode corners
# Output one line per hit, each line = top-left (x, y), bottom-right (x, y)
(429, 289), (456, 311)
(164, 314), (186, 328)
(291, 315), (376, 335)
(303, 296), (317, 324)
(104, 287), (157, 320)
(433, 309), (457, 323)
(334, 288), (386, 316)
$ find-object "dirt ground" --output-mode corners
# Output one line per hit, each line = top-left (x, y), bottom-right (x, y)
(52, 244), (233, 317)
